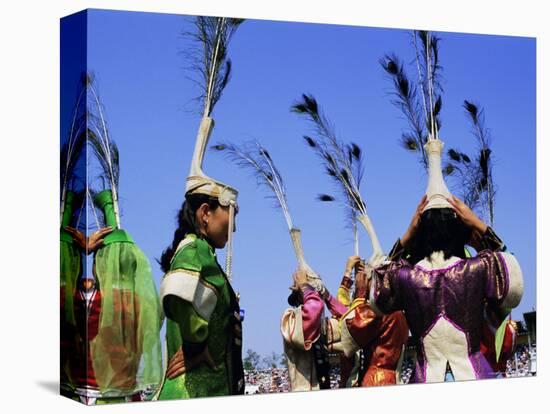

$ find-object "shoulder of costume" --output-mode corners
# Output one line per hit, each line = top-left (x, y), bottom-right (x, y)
(472, 248), (499, 260)
(481, 226), (507, 252)
(376, 258), (411, 272)
(170, 234), (201, 271)
(170, 234), (216, 272)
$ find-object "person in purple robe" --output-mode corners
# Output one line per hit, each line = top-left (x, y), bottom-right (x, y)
(370, 195), (523, 383)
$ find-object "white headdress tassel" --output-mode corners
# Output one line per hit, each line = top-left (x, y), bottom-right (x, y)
(225, 202), (235, 282)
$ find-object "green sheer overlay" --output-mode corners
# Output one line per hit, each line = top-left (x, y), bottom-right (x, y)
(60, 239), (82, 326)
(91, 241), (162, 396)
(494, 311), (511, 362)
(60, 190), (81, 326)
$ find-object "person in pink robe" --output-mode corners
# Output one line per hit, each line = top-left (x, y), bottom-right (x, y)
(281, 270), (329, 391)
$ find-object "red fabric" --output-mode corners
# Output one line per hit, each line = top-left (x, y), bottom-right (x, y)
(480, 320), (516, 373)
(97, 290), (141, 390)
(346, 302), (409, 386)
(71, 289), (102, 388)
(60, 287), (76, 385)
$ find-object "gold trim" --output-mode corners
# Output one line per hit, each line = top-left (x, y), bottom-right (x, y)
(162, 269), (221, 301)
(162, 268), (200, 281)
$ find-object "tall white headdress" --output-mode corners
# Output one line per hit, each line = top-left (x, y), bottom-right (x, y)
(423, 136), (452, 211)
(184, 16), (244, 281)
(186, 116), (238, 206)
(186, 116), (239, 280)
(380, 31), (450, 213)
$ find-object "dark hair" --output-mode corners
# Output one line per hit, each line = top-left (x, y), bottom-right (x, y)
(159, 193), (220, 273)
(287, 289), (303, 307)
(408, 208), (471, 263)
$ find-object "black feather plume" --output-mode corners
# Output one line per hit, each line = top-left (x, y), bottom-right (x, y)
(445, 99), (496, 225)
(292, 93), (368, 231)
(434, 95), (442, 116)
(303, 135), (317, 147)
(380, 52), (427, 168)
(463, 100), (478, 124)
(211, 140), (294, 229)
(182, 16), (244, 116)
(260, 148), (272, 161)
(448, 149), (461, 162)
(443, 164), (455, 176)
(350, 143), (362, 161)
(401, 134), (419, 151)
(318, 194), (336, 202)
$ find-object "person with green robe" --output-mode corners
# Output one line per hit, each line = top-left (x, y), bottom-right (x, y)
(155, 16), (245, 400)
(88, 189), (163, 401)
(156, 115), (244, 399)
(60, 190), (83, 393)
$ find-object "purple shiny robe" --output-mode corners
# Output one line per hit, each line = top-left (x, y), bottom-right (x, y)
(371, 250), (518, 383)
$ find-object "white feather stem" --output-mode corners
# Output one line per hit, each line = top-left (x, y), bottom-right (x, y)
(204, 18), (226, 117)
(334, 167), (383, 259)
(65, 92), (86, 174)
(88, 85), (121, 228)
(87, 186), (100, 230)
(426, 32), (436, 140)
(412, 31), (430, 130)
(231, 145), (293, 230)
(335, 168), (366, 217)
(256, 143), (293, 229)
(60, 88), (87, 222)
(357, 214), (383, 258)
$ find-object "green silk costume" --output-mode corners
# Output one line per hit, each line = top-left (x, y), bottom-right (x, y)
(60, 191), (82, 389)
(90, 190), (163, 398)
(60, 191), (82, 326)
(158, 233), (244, 399)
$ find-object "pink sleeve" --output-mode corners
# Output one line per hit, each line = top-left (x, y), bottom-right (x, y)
(324, 292), (348, 319)
(301, 287), (324, 350)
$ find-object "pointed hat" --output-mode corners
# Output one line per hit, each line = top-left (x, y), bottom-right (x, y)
(186, 116), (238, 206)
(423, 137), (452, 211)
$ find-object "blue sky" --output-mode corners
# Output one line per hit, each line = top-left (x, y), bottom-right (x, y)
(64, 9), (536, 358)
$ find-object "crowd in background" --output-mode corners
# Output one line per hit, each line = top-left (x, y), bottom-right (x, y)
(244, 342), (537, 392)
(244, 368), (290, 394)
(399, 358), (415, 384)
(505, 344), (537, 378)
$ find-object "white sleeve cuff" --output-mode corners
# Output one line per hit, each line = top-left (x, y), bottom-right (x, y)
(499, 252), (524, 309)
(160, 270), (218, 321)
